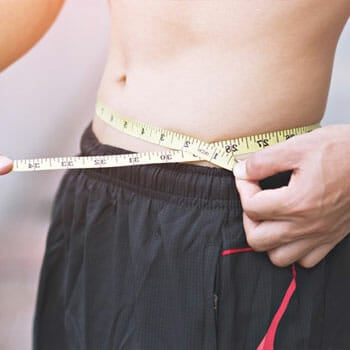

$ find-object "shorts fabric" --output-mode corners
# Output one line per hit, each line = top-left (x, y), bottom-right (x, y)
(33, 122), (350, 350)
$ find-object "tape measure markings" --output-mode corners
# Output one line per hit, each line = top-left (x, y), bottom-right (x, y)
(96, 101), (245, 169)
(12, 101), (320, 172)
(13, 149), (202, 172)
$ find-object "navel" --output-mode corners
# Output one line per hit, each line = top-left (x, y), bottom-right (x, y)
(116, 74), (127, 85)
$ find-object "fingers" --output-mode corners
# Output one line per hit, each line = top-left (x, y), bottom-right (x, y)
(235, 178), (261, 200)
(236, 177), (292, 220)
(267, 241), (336, 268)
(0, 155), (13, 175)
(244, 216), (336, 268)
(267, 238), (317, 267)
(233, 136), (303, 181)
(244, 211), (338, 268)
(243, 216), (304, 251)
(297, 242), (337, 268)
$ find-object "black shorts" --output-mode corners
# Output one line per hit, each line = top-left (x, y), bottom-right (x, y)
(33, 122), (350, 350)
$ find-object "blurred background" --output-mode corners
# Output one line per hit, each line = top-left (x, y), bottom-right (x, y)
(0, 1), (349, 349)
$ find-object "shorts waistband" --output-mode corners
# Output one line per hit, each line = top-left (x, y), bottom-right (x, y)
(79, 122), (290, 211)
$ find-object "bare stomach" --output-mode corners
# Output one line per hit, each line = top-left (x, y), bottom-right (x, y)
(92, 53), (328, 167)
(92, 1), (349, 167)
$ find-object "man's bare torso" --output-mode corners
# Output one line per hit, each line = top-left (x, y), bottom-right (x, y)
(93, 0), (349, 166)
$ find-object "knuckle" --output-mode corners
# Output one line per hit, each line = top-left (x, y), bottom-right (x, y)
(245, 230), (263, 251)
(247, 154), (266, 177)
(272, 230), (289, 244)
(298, 220), (323, 238)
(298, 258), (318, 269)
(268, 250), (292, 268)
(244, 208), (261, 221)
(283, 225), (302, 242)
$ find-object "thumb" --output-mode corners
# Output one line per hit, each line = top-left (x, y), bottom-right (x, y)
(233, 140), (302, 181)
(0, 155), (13, 175)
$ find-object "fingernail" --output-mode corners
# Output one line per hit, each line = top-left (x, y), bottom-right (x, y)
(233, 160), (247, 179)
(0, 156), (13, 169)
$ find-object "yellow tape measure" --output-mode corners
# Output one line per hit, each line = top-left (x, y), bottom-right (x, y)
(12, 100), (320, 172)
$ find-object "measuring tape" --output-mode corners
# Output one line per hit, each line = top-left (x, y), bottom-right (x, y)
(12, 100), (320, 172)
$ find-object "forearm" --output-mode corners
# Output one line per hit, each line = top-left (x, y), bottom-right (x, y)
(0, 0), (65, 71)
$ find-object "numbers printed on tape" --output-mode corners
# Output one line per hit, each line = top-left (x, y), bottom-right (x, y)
(12, 101), (320, 172)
